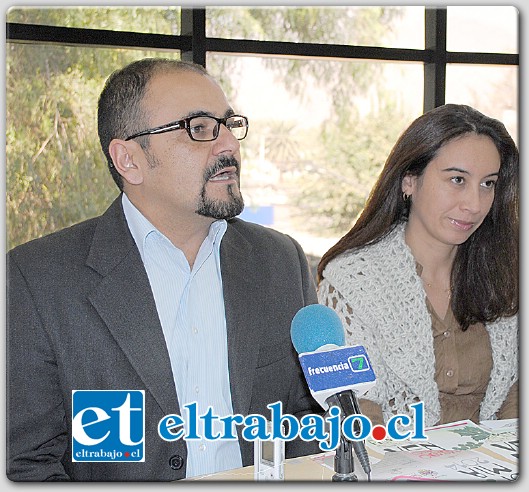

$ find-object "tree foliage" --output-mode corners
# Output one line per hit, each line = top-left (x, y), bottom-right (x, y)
(7, 6), (407, 249)
(291, 104), (410, 233)
(6, 8), (181, 249)
(208, 6), (401, 115)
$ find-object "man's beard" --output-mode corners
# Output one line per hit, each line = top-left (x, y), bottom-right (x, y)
(196, 155), (245, 220)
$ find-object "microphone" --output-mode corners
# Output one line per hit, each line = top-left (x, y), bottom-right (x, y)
(291, 304), (374, 480)
(290, 302), (345, 353)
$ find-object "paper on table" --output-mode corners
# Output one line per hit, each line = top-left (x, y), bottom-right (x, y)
(309, 419), (518, 481)
(479, 418), (518, 433)
(476, 418), (518, 464)
(365, 419), (492, 460)
(371, 447), (518, 481)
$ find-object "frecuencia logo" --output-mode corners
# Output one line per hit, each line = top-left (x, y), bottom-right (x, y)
(158, 401), (427, 452)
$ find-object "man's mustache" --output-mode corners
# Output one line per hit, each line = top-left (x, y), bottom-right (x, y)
(204, 155), (240, 181)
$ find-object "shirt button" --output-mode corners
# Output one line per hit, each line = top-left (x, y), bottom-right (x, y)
(199, 444), (206, 452)
(193, 327), (199, 334)
(443, 331), (450, 338)
(446, 369), (454, 377)
(195, 386), (199, 394)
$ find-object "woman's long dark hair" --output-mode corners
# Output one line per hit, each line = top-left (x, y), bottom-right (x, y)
(318, 104), (519, 329)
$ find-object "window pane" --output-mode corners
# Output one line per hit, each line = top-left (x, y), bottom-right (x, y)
(446, 64), (518, 144)
(6, 6), (182, 35)
(207, 6), (424, 49)
(5, 43), (181, 250)
(447, 6), (518, 54)
(208, 53), (423, 259)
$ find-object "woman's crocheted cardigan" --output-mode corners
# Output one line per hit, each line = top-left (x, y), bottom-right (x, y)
(318, 222), (518, 426)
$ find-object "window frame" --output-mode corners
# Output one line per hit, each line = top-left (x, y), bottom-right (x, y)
(6, 7), (518, 113)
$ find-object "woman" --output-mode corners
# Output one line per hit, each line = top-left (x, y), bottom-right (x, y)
(317, 104), (518, 427)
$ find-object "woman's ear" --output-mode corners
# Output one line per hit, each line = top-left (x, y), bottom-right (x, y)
(401, 173), (416, 196)
(108, 139), (144, 186)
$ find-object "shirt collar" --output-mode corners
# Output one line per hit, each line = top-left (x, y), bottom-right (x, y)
(122, 193), (227, 265)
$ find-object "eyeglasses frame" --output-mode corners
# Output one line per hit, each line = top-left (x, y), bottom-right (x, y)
(124, 114), (249, 142)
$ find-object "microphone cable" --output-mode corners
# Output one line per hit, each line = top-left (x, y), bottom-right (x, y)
(326, 391), (372, 480)
(351, 440), (371, 481)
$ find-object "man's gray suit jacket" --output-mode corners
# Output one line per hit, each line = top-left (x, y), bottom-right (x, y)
(7, 196), (321, 481)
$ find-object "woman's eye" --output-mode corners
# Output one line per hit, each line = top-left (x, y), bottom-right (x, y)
(450, 176), (464, 185)
(482, 180), (497, 189)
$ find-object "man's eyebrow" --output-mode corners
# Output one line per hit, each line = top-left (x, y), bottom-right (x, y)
(183, 109), (235, 119)
(183, 110), (214, 118)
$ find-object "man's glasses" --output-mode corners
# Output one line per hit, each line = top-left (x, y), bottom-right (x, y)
(125, 114), (249, 142)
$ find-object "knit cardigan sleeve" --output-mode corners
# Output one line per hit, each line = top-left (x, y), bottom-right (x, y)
(481, 315), (519, 421)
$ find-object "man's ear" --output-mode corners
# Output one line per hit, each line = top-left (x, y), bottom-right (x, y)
(108, 139), (144, 186)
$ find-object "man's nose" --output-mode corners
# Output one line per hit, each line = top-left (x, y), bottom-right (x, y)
(212, 124), (241, 155)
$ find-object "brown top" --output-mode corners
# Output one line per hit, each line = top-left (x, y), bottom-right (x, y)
(360, 299), (518, 426)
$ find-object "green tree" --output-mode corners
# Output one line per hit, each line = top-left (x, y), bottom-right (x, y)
(207, 6), (408, 239)
(6, 6), (406, 249)
(6, 8), (181, 249)
(208, 6), (401, 114)
(291, 104), (410, 234)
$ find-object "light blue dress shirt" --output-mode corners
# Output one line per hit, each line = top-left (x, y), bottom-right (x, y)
(122, 194), (243, 477)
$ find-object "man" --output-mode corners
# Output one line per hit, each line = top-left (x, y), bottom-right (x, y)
(7, 58), (321, 481)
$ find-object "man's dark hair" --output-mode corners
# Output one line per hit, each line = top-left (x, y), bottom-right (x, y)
(97, 58), (208, 190)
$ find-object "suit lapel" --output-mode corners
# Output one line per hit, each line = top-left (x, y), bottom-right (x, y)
(221, 222), (263, 417)
(85, 204), (265, 419)
(85, 197), (179, 417)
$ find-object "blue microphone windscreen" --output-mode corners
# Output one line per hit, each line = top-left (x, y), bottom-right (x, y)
(290, 304), (345, 354)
